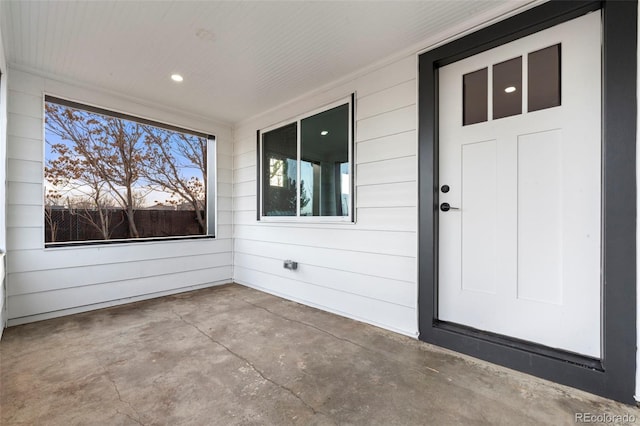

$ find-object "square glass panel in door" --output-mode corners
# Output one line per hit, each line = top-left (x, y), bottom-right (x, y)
(300, 103), (350, 216)
(463, 68), (488, 126)
(493, 57), (522, 119)
(262, 123), (298, 216)
(528, 44), (561, 112)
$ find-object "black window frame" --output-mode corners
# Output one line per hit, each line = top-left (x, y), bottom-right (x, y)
(256, 94), (355, 222)
(43, 95), (216, 248)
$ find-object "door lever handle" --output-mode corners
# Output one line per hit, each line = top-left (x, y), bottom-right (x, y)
(440, 203), (460, 212)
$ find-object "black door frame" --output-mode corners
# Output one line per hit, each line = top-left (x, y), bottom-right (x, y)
(418, 0), (637, 403)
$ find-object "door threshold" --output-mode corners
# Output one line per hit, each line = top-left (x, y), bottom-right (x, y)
(434, 320), (603, 371)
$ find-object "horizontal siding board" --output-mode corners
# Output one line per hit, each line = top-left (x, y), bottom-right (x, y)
(7, 135), (43, 161)
(216, 139), (234, 157)
(7, 227), (43, 250)
(233, 127), (258, 144)
(235, 136), (256, 156)
(234, 252), (415, 308)
(234, 180), (256, 197)
(355, 55), (416, 98)
(7, 113), (43, 140)
(234, 224), (415, 257)
(234, 150), (256, 170)
(218, 167), (233, 184)
(7, 158), (42, 183)
(9, 252), (232, 295)
(217, 154), (233, 170)
(8, 72), (44, 96)
(8, 90), (42, 118)
(7, 182), (43, 206)
(357, 79), (416, 121)
(8, 234), (233, 274)
(234, 238), (415, 283)
(356, 105), (416, 142)
(217, 210), (232, 226)
(233, 165), (256, 184)
(216, 224), (233, 239)
(234, 195), (256, 212)
(357, 181), (417, 208)
(356, 207), (417, 232)
(7, 205), (42, 228)
(235, 267), (417, 335)
(357, 156), (416, 186)
(217, 196), (232, 211)
(217, 182), (233, 198)
(8, 265), (233, 319)
(356, 130), (416, 164)
(234, 210), (257, 225)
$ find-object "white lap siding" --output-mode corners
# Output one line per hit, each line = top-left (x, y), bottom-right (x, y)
(5, 68), (234, 325)
(232, 55), (419, 336)
(0, 26), (7, 335)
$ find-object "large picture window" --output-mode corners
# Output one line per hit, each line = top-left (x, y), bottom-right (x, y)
(259, 95), (354, 221)
(44, 96), (214, 246)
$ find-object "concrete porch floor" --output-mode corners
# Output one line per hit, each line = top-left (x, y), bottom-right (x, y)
(1, 284), (637, 425)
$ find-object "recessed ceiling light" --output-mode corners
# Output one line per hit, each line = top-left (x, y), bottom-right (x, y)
(504, 86), (516, 93)
(171, 74), (184, 82)
(320, 130), (329, 136)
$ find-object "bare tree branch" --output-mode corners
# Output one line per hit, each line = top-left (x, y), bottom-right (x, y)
(141, 126), (207, 232)
(45, 103), (152, 238)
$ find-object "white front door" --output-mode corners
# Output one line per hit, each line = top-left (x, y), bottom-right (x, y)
(438, 12), (601, 357)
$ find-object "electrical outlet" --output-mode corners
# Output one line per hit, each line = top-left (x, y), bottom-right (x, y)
(283, 260), (298, 270)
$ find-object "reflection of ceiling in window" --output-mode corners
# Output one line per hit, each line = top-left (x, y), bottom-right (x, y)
(301, 104), (349, 163)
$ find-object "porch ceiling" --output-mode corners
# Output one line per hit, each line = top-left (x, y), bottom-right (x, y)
(1, 0), (533, 124)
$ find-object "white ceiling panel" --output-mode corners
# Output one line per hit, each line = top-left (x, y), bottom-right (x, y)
(1, 1), (533, 124)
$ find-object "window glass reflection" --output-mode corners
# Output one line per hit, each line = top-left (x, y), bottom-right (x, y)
(262, 123), (298, 216)
(528, 44), (561, 112)
(463, 68), (488, 126)
(300, 104), (350, 216)
(493, 56), (522, 120)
